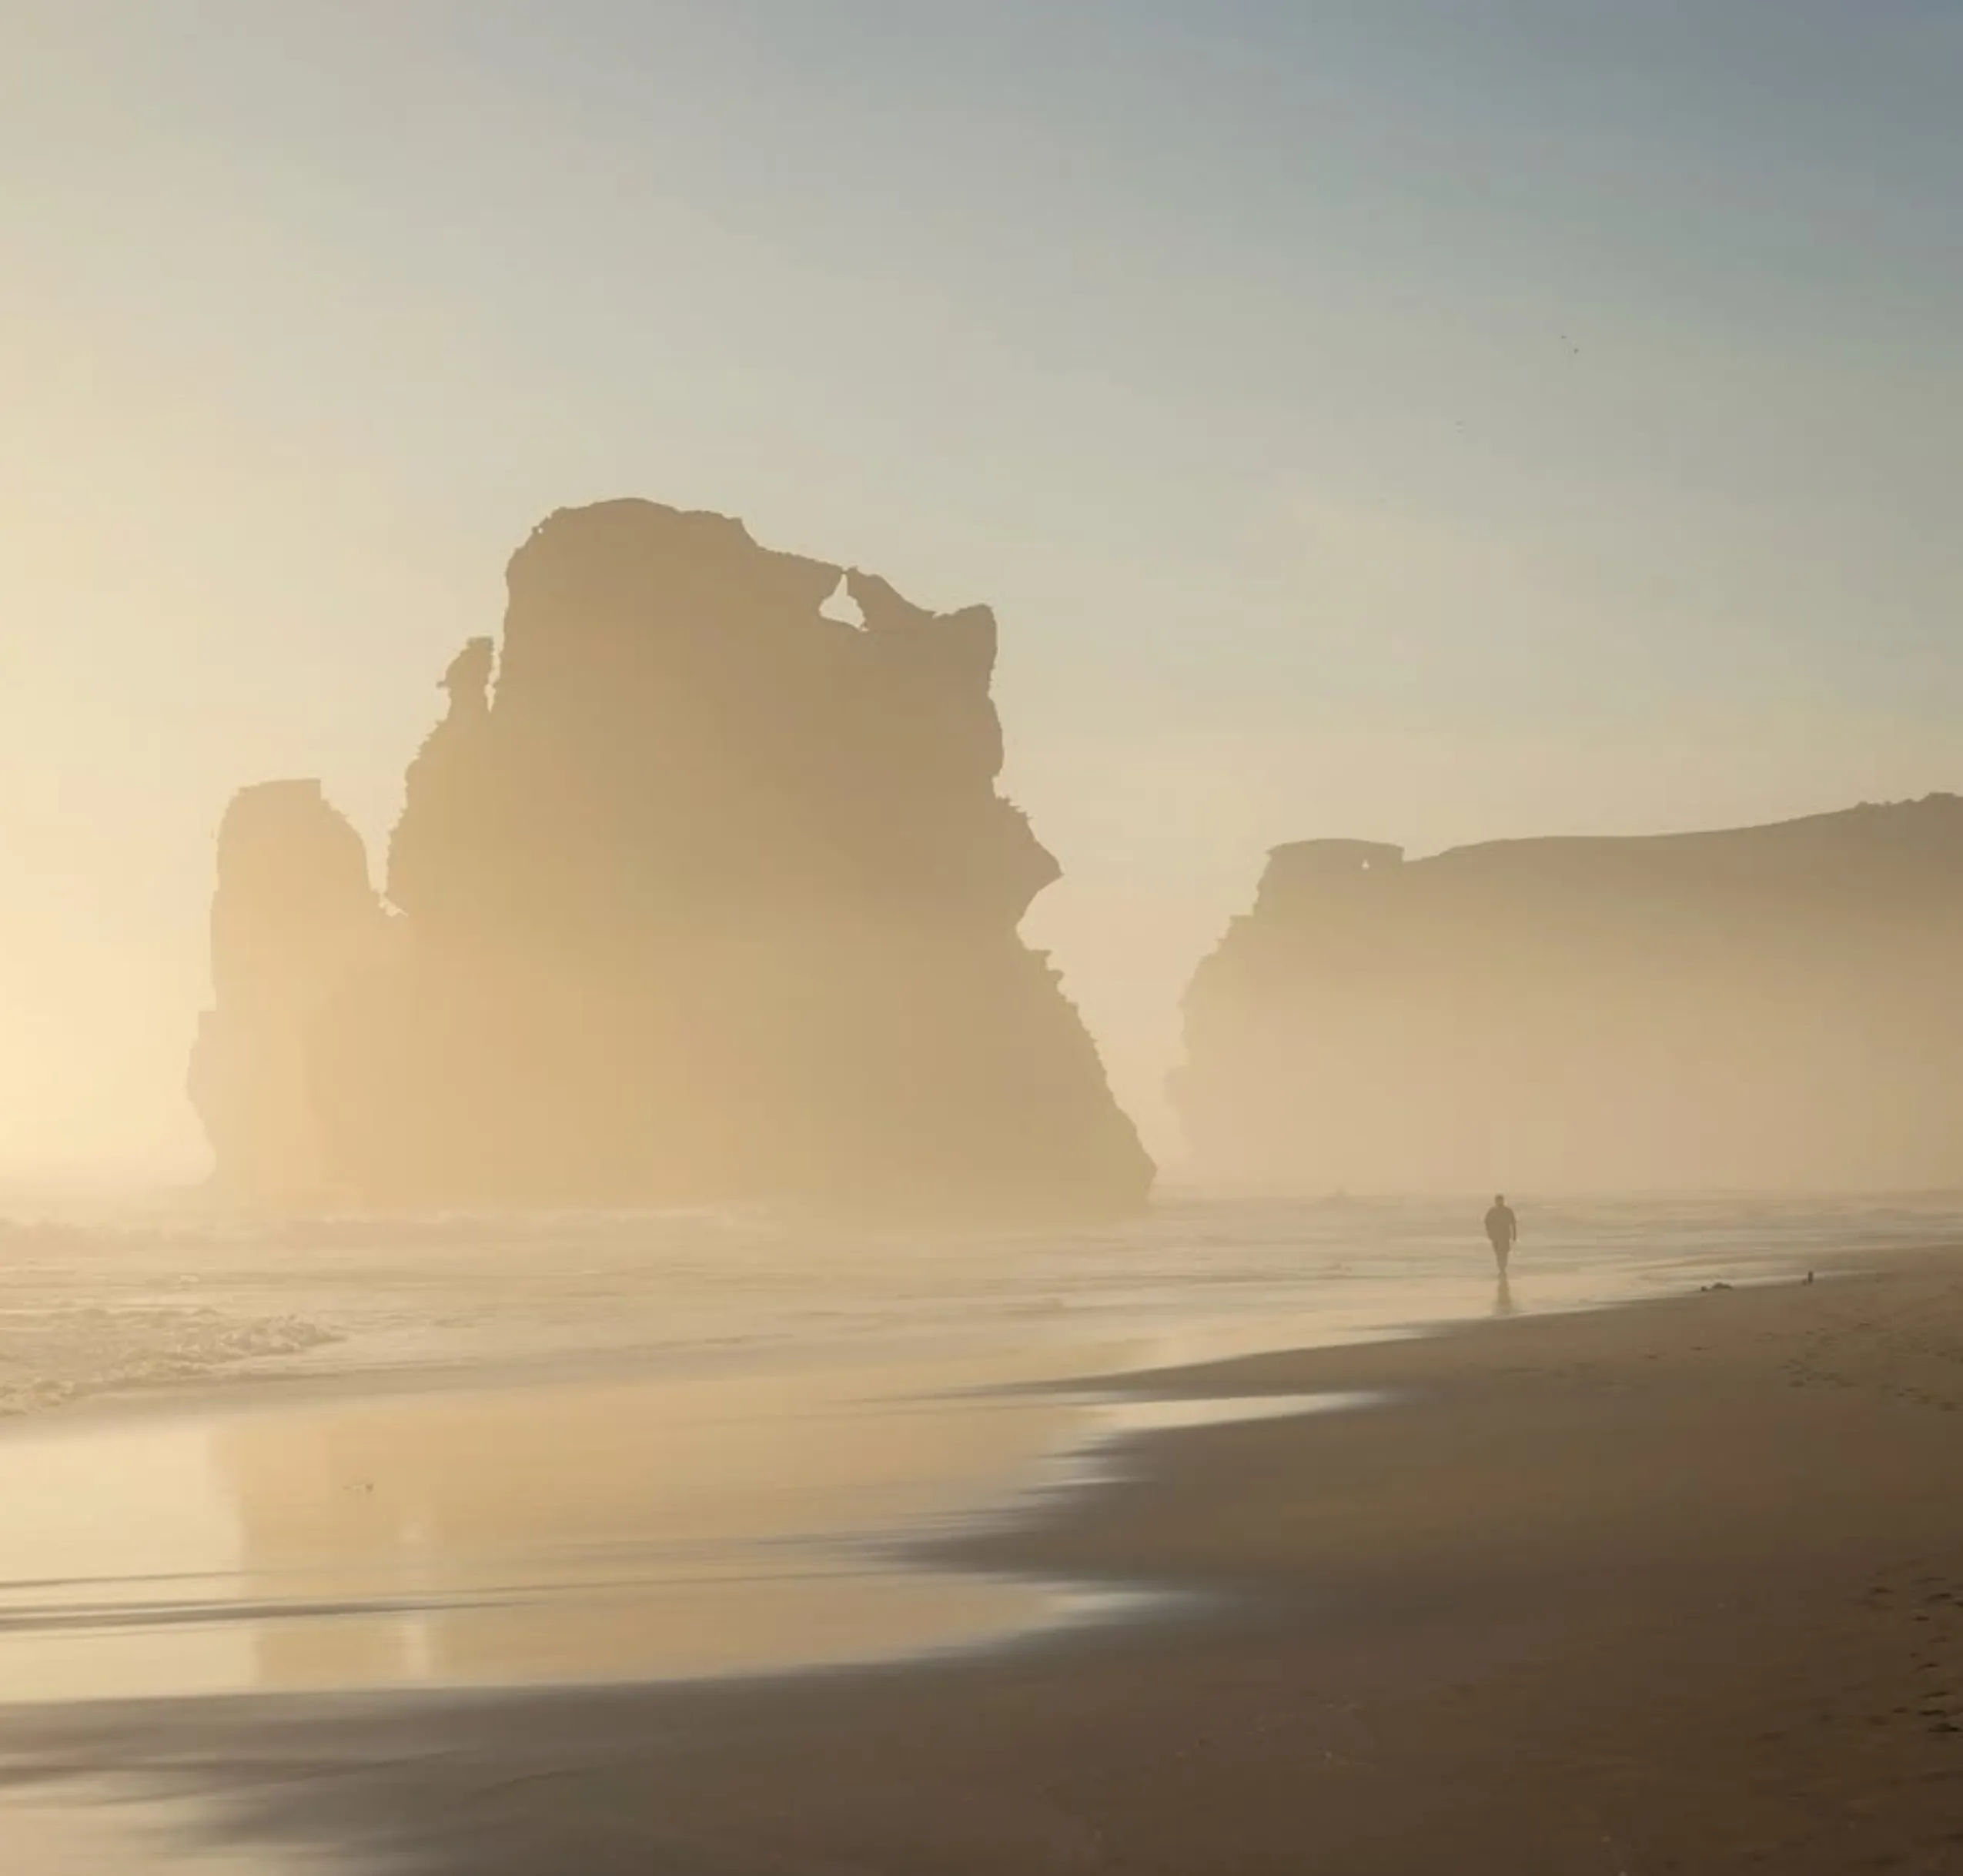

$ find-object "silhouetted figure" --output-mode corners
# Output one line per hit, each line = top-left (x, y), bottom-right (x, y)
(1484, 1193), (1518, 1273)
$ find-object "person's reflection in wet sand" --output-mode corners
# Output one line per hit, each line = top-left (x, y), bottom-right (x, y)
(1492, 1271), (1517, 1318)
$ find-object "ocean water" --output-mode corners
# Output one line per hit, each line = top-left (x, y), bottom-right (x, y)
(0, 1189), (1958, 1873)
(2, 1189), (1958, 1419)
(0, 1187), (1952, 1713)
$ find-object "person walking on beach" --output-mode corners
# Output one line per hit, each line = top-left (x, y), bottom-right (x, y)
(1484, 1194), (1518, 1273)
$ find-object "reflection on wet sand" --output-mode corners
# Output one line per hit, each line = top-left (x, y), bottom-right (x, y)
(0, 1271), (1554, 1709)
(0, 1357), (1095, 1705)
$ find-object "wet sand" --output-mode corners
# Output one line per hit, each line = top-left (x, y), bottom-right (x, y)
(0, 1344), (1118, 1707)
(0, 1246), (1700, 1710)
(8, 1250), (1963, 1873)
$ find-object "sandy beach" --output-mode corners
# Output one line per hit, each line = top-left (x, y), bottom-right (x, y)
(3, 1243), (1959, 1874)
(13, 9), (1962, 1869)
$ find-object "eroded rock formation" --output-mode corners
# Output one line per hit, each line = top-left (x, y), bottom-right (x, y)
(194, 501), (1151, 1218)
(1175, 798), (1963, 1193)
(189, 781), (389, 1204)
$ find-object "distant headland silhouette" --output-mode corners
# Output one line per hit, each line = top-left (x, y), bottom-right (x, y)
(1175, 798), (1963, 1194)
(190, 500), (1153, 1220)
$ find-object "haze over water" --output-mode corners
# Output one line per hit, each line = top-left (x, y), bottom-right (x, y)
(4, 12), (1962, 1870)
(6, 2), (1962, 1180)
(1, 1191), (1954, 1711)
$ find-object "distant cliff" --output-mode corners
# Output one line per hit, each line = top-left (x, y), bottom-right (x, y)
(1175, 798), (1963, 1194)
(192, 501), (1152, 1219)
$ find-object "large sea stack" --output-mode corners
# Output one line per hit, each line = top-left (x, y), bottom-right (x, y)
(189, 781), (388, 1204)
(1175, 798), (1963, 1194)
(192, 501), (1152, 1219)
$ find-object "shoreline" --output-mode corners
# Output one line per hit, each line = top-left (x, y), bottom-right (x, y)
(0, 1224), (1844, 1718)
(0, 1196), (1866, 1440)
(5, 1243), (1961, 1871)
(6, 1186), (1952, 1435)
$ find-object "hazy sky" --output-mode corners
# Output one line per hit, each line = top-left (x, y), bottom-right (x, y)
(4, 2), (1960, 1179)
